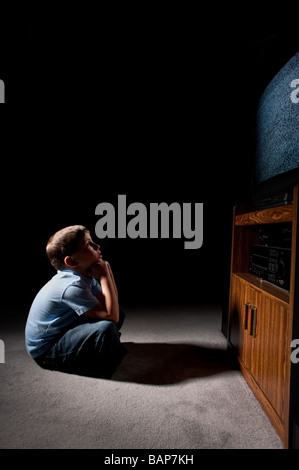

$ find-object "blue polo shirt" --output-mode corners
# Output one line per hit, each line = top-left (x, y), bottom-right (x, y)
(25, 270), (101, 358)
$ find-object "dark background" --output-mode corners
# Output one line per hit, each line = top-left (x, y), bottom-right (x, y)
(1, 10), (298, 317)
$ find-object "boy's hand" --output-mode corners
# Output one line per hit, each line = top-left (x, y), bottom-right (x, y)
(89, 259), (109, 280)
(86, 259), (119, 322)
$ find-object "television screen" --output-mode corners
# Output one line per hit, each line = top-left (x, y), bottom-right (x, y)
(255, 51), (299, 186)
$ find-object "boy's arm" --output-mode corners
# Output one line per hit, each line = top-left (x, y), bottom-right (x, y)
(105, 261), (118, 299)
(84, 260), (119, 322)
(94, 262), (118, 307)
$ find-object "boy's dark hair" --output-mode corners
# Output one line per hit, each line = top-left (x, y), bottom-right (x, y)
(46, 225), (89, 270)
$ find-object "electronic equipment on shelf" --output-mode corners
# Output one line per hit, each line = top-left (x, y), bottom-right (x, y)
(249, 245), (291, 290)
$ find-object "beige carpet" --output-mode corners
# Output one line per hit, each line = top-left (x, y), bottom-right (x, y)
(0, 304), (283, 449)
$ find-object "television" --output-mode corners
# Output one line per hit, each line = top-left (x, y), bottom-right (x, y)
(252, 51), (299, 209)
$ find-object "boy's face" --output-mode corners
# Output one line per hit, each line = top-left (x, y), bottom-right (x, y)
(67, 232), (102, 273)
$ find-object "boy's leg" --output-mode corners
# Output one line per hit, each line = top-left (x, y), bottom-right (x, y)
(35, 319), (126, 378)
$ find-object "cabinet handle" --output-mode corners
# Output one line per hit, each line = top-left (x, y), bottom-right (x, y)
(251, 306), (257, 338)
(244, 302), (251, 330)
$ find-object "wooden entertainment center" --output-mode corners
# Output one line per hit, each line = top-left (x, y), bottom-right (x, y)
(227, 185), (298, 448)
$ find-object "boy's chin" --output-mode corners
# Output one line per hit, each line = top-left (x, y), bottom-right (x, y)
(88, 259), (101, 271)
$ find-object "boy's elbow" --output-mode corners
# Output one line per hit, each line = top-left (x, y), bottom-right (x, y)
(114, 309), (120, 323)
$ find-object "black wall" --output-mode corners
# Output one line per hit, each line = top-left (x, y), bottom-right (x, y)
(2, 15), (297, 317)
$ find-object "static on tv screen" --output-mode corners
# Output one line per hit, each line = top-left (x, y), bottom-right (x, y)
(255, 51), (299, 185)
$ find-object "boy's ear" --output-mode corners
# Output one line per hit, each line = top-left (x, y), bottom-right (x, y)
(64, 256), (78, 268)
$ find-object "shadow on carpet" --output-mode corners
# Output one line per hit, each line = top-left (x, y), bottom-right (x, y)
(112, 342), (232, 385)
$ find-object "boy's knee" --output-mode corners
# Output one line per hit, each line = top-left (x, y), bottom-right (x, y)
(98, 320), (118, 335)
(118, 306), (125, 329)
(94, 321), (120, 349)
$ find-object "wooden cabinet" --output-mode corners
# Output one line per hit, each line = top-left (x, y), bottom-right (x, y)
(228, 186), (298, 448)
(229, 275), (289, 438)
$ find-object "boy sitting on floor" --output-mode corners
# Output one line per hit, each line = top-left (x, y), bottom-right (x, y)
(25, 225), (126, 378)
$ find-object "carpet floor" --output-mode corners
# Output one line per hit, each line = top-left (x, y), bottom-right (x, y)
(0, 304), (283, 449)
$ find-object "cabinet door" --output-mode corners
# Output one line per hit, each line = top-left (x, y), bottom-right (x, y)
(242, 284), (259, 370)
(250, 295), (289, 422)
(229, 275), (244, 354)
(229, 276), (253, 369)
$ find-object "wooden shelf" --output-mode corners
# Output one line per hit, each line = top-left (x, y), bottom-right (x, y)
(233, 273), (290, 304)
(235, 204), (293, 226)
(228, 187), (298, 448)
